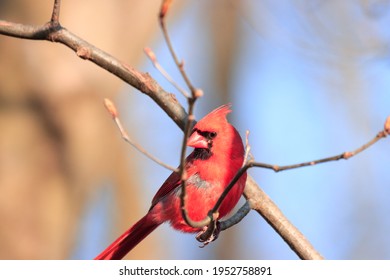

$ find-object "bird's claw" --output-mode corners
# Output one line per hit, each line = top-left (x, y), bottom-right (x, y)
(196, 222), (221, 248)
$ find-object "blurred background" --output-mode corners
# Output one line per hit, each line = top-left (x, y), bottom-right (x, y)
(0, 0), (389, 259)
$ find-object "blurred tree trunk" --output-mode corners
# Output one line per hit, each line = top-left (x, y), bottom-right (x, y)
(0, 0), (174, 259)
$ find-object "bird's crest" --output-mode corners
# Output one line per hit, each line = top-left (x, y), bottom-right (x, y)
(195, 104), (232, 130)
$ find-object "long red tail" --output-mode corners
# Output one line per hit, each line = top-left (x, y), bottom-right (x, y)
(94, 213), (160, 260)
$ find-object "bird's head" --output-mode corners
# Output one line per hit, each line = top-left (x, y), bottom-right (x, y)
(187, 104), (242, 161)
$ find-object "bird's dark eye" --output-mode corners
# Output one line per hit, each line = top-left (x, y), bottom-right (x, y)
(209, 131), (217, 139)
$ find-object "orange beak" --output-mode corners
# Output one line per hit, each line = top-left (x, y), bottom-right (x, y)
(187, 131), (208, 149)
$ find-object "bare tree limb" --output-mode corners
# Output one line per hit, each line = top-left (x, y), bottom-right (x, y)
(0, 19), (188, 130)
(244, 176), (324, 260)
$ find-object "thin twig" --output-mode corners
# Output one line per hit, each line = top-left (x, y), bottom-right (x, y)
(51, 0), (61, 23)
(159, 10), (197, 95)
(178, 99), (203, 228)
(158, 1), (207, 229)
(243, 130), (252, 167)
(250, 130), (388, 173)
(103, 98), (178, 172)
(144, 47), (190, 98)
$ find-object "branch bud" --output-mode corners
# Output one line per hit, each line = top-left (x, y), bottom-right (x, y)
(103, 98), (118, 118)
(194, 89), (203, 98)
(160, 0), (173, 18)
(144, 47), (156, 63)
(343, 152), (353, 159)
(385, 115), (390, 135)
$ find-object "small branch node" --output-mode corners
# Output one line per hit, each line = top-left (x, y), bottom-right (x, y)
(76, 46), (91, 60)
(343, 151), (353, 159)
(384, 115), (390, 135)
(194, 89), (203, 98)
(187, 113), (195, 122)
(144, 47), (156, 63)
(159, 0), (173, 19)
(181, 170), (188, 181)
(103, 98), (118, 118)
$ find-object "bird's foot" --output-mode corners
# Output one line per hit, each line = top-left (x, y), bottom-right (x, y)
(196, 221), (221, 248)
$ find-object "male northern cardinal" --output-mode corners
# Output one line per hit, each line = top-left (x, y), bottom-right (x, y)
(95, 104), (247, 260)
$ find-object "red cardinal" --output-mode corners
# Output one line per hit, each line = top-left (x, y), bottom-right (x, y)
(95, 104), (247, 260)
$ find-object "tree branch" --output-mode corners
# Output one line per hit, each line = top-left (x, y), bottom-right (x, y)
(0, 19), (188, 130)
(244, 176), (324, 260)
(250, 131), (388, 173)
(51, 0), (61, 23)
